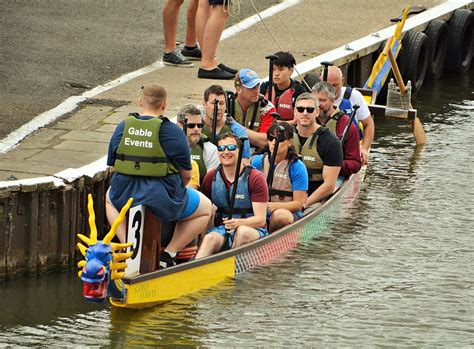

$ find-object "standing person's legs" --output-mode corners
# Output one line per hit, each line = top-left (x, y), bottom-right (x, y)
(163, 0), (193, 67)
(196, 0), (211, 50)
(200, 4), (228, 70)
(181, 0), (202, 60)
(163, 0), (184, 53)
(184, 0), (199, 47)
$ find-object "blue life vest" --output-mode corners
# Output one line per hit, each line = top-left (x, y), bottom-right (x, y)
(212, 165), (254, 225)
(339, 87), (364, 139)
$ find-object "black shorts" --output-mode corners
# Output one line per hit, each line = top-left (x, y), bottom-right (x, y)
(209, 0), (231, 5)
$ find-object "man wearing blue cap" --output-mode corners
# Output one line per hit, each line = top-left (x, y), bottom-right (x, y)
(232, 68), (276, 149)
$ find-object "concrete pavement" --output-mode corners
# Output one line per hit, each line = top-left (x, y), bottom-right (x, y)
(0, 0), (442, 182)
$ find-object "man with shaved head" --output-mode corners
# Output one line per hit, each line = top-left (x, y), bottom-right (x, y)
(106, 84), (212, 268)
(323, 65), (374, 165)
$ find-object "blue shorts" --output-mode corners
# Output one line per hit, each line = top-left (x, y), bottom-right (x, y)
(336, 176), (346, 189)
(207, 225), (268, 249)
(267, 210), (304, 221)
(179, 188), (200, 219)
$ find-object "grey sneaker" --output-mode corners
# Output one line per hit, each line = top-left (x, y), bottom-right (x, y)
(163, 49), (194, 67)
(181, 46), (202, 61)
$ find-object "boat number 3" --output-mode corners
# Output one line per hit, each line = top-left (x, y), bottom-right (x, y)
(130, 210), (142, 260)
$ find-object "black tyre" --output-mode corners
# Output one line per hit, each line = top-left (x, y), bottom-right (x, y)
(424, 19), (449, 79)
(445, 9), (473, 73)
(401, 30), (429, 94)
(303, 72), (320, 90)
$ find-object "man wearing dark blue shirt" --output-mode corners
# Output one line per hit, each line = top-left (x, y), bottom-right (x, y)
(106, 84), (211, 268)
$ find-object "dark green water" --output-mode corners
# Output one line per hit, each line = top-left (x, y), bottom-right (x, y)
(0, 69), (473, 346)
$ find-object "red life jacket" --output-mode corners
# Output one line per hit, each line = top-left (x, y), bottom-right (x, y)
(264, 83), (295, 121)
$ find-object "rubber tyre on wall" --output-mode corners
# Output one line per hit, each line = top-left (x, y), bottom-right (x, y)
(424, 19), (449, 80)
(445, 9), (473, 73)
(401, 30), (429, 94)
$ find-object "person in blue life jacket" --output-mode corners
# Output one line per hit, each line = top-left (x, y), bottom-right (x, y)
(251, 122), (308, 232)
(176, 103), (220, 187)
(195, 133), (269, 258)
(200, 84), (252, 165)
(260, 51), (310, 124)
(106, 84), (212, 268)
(323, 65), (374, 165)
(292, 92), (343, 209)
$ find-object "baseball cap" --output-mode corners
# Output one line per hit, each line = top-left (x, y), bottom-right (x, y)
(239, 68), (261, 89)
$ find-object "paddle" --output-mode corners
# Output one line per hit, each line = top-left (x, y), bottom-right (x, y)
(221, 136), (248, 252)
(249, 94), (265, 130)
(183, 118), (188, 136)
(383, 37), (427, 145)
(226, 90), (236, 120)
(270, 112), (281, 124)
(266, 126), (285, 189)
(341, 105), (360, 144)
(211, 98), (219, 145)
(321, 61), (333, 82)
(265, 54), (279, 104)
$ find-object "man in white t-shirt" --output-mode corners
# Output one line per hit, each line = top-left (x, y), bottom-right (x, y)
(325, 66), (374, 165)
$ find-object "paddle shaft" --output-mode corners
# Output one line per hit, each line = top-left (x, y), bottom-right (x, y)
(227, 137), (248, 220)
(341, 105), (359, 144)
(226, 91), (236, 119)
(321, 61), (333, 82)
(383, 37), (427, 145)
(221, 137), (248, 252)
(211, 98), (219, 145)
(249, 96), (263, 130)
(183, 118), (188, 135)
(266, 127), (285, 189)
(265, 54), (279, 104)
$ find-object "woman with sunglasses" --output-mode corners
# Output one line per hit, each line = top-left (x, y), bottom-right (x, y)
(251, 122), (308, 233)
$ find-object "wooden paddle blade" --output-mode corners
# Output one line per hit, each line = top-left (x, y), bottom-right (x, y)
(412, 116), (427, 145)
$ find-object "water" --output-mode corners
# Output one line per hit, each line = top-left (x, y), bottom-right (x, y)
(0, 69), (473, 347)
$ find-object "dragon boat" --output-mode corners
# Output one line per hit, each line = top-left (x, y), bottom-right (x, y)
(75, 6), (420, 309)
(77, 166), (366, 309)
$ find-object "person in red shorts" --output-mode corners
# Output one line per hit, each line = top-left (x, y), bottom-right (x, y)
(196, 133), (269, 258)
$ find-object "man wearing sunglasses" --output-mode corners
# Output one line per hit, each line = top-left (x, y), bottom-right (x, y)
(106, 84), (212, 268)
(201, 84), (252, 164)
(233, 68), (276, 149)
(293, 93), (343, 208)
(312, 81), (361, 181)
(176, 104), (219, 186)
(196, 133), (269, 258)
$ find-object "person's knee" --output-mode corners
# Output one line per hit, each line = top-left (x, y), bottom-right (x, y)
(198, 193), (212, 216)
(167, 0), (184, 9)
(272, 209), (293, 226)
(233, 226), (257, 246)
(202, 232), (223, 248)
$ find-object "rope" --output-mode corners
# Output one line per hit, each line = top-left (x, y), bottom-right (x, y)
(249, 0), (311, 91)
(224, 0), (241, 17)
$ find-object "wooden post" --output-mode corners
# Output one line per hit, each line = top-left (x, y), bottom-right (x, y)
(139, 208), (161, 273)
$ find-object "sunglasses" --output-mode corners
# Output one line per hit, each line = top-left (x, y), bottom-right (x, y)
(186, 123), (204, 129)
(217, 144), (238, 152)
(296, 106), (316, 113)
(267, 134), (287, 142)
